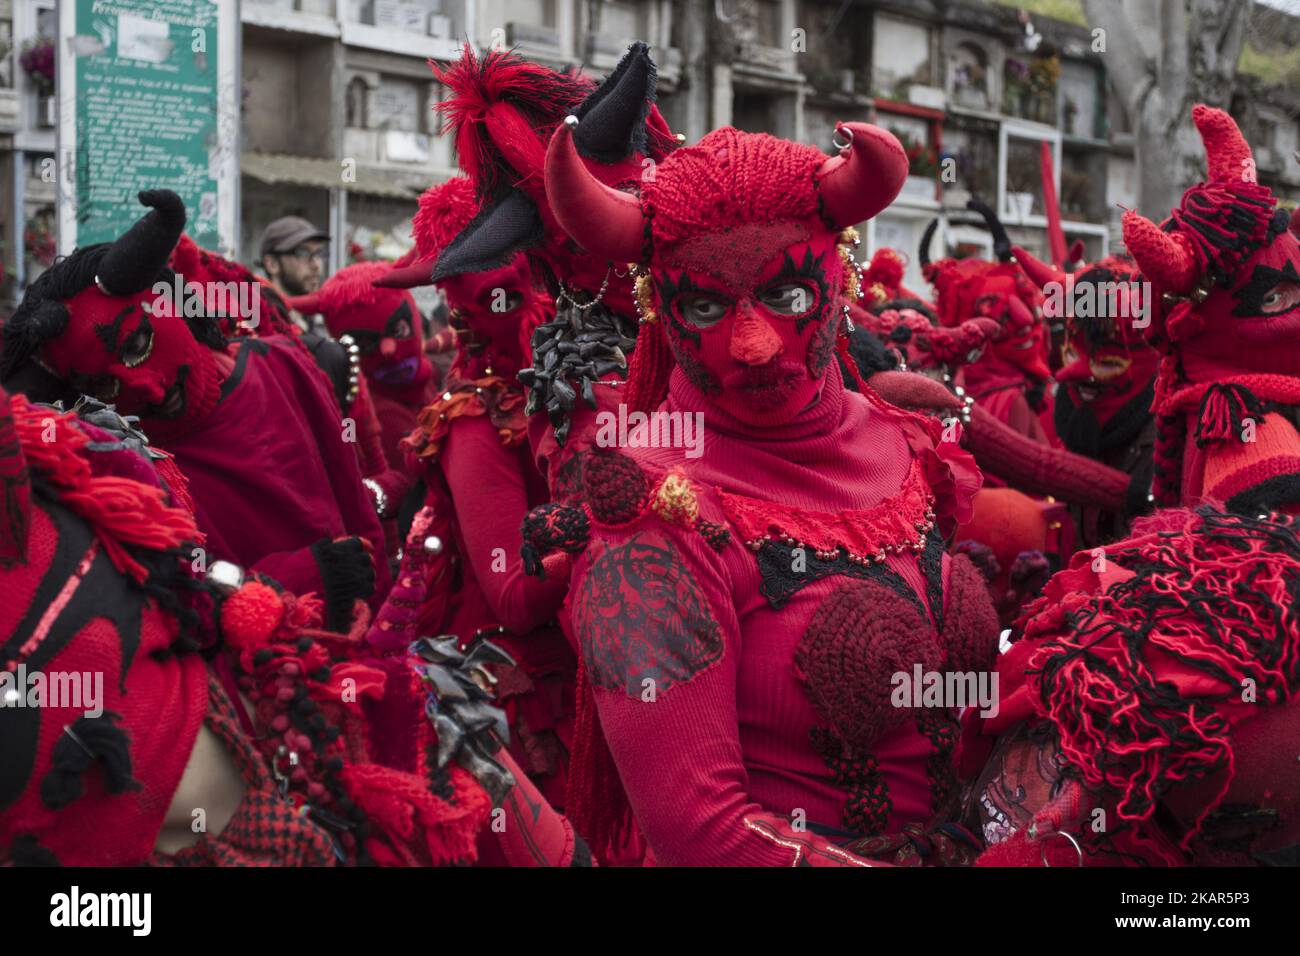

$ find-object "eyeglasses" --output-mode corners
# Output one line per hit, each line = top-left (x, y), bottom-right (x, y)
(280, 246), (329, 263)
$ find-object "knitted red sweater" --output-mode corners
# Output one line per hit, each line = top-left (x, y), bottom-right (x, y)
(441, 412), (576, 805)
(566, 363), (988, 865)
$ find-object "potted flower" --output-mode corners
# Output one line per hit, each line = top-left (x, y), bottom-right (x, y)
(1003, 57), (1030, 116)
(20, 37), (55, 94)
(890, 129), (940, 202)
(20, 37), (56, 128)
(1027, 54), (1060, 125)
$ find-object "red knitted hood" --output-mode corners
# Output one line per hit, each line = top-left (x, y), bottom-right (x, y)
(0, 390), (207, 865)
(1122, 106), (1300, 506)
(289, 261), (432, 397)
(974, 506), (1300, 864)
(544, 117), (909, 422)
(433, 43), (677, 315)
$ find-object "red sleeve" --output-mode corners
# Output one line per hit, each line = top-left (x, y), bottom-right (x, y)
(441, 414), (567, 634)
(568, 519), (874, 867)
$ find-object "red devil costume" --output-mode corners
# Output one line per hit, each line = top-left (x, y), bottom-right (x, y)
(0, 191), (389, 632)
(1123, 105), (1300, 514)
(530, 110), (1007, 866)
(285, 261), (433, 550)
(378, 175), (576, 809)
(961, 506), (1300, 866)
(431, 42), (676, 482)
(920, 203), (1053, 445)
(1013, 246), (1158, 543)
(0, 386), (585, 866)
(168, 236), (407, 559)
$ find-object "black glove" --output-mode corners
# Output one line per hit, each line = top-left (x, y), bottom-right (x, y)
(311, 536), (376, 632)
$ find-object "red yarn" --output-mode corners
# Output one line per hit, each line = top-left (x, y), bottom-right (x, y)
(643, 128), (825, 250)
(221, 580), (286, 650)
(1017, 509), (1300, 847)
(411, 176), (480, 262)
(623, 318), (674, 415)
(433, 44), (594, 200)
(564, 660), (636, 863)
(12, 397), (197, 582)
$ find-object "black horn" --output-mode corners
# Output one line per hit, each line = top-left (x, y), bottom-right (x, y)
(918, 217), (940, 269)
(572, 42), (657, 163)
(96, 190), (186, 296)
(431, 188), (545, 283)
(966, 198), (1012, 263)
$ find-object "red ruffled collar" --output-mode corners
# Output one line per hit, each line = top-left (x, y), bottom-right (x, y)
(719, 457), (937, 564)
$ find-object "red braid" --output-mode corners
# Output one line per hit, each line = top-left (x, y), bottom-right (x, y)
(623, 319), (674, 414)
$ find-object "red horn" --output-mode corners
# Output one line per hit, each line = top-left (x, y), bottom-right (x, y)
(1121, 210), (1199, 294)
(544, 116), (647, 263)
(816, 122), (908, 228)
(1192, 104), (1254, 185)
(286, 292), (322, 314)
(1011, 245), (1065, 292)
(374, 258), (437, 289)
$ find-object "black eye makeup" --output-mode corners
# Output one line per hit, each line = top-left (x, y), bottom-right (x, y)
(120, 314), (154, 368)
(757, 281), (816, 317)
(1232, 261), (1300, 317)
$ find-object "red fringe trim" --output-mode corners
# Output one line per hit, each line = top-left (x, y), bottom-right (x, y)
(12, 397), (198, 582)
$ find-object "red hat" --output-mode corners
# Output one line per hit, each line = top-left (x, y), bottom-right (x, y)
(432, 42), (677, 315)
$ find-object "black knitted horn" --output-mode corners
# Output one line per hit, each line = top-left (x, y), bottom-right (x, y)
(966, 198), (1012, 262)
(918, 217), (940, 269)
(572, 41), (657, 163)
(96, 190), (187, 296)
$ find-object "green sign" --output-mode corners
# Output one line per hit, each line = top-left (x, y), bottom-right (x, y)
(64, 0), (233, 250)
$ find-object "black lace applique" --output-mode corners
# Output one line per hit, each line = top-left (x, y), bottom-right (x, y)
(753, 539), (927, 614)
(919, 531), (946, 635)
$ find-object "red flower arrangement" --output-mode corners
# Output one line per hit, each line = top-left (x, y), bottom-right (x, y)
(20, 37), (55, 95)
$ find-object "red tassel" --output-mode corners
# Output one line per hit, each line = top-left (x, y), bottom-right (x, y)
(564, 660), (636, 863)
(13, 398), (198, 582)
(624, 319), (673, 414)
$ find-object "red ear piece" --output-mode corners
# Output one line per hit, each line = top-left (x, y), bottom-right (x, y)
(1290, 206), (1300, 239)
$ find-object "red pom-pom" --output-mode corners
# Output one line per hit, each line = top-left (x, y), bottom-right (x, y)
(222, 580), (287, 650)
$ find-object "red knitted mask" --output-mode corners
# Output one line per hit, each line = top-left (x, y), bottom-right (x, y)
(652, 228), (844, 423)
(440, 258), (549, 379)
(42, 286), (219, 440)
